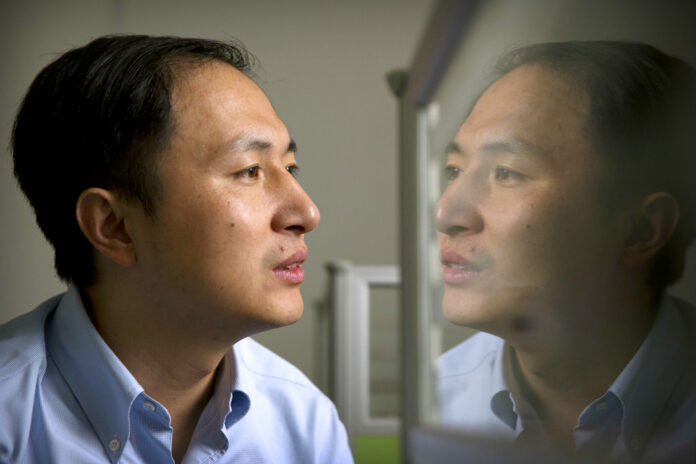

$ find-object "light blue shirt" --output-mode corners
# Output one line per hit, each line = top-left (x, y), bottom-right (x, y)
(0, 286), (353, 463)
(437, 295), (696, 463)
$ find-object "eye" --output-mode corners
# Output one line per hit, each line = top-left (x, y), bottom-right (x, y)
(236, 165), (260, 179)
(494, 166), (524, 183)
(444, 165), (461, 182)
(286, 164), (300, 178)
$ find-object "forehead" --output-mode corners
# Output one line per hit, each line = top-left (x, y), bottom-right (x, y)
(457, 65), (591, 162)
(168, 60), (287, 145)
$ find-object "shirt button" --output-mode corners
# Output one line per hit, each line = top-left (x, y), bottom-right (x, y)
(109, 438), (121, 452)
(143, 400), (156, 412)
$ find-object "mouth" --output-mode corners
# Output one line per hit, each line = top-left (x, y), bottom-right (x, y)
(440, 248), (482, 285)
(272, 248), (308, 285)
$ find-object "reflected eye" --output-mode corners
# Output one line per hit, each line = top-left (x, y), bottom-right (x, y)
(444, 165), (461, 182)
(237, 165), (260, 179)
(494, 166), (524, 183)
(286, 164), (300, 178)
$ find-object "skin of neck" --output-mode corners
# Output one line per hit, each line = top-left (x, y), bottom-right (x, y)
(503, 270), (658, 445)
(80, 265), (241, 462)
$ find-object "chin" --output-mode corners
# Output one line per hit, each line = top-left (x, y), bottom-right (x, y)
(263, 293), (304, 327)
(277, 305), (304, 326)
(443, 305), (481, 328)
(441, 290), (496, 331)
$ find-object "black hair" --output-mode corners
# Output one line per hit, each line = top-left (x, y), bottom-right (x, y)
(12, 35), (255, 286)
(494, 41), (696, 291)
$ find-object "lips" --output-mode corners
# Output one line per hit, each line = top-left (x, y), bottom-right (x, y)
(272, 248), (308, 284)
(440, 248), (481, 285)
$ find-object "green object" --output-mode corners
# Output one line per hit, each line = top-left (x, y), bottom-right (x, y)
(353, 435), (400, 464)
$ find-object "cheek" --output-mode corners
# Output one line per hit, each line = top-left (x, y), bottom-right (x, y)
(508, 195), (609, 276)
(222, 198), (267, 241)
(215, 196), (275, 259)
(490, 197), (575, 274)
(492, 199), (547, 244)
(158, 190), (241, 254)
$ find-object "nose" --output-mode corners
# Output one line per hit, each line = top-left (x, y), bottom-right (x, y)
(435, 176), (483, 237)
(271, 173), (320, 235)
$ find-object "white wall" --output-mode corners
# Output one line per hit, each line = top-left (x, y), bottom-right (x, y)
(0, 0), (435, 386)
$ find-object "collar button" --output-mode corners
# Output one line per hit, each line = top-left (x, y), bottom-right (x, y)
(108, 437), (121, 452)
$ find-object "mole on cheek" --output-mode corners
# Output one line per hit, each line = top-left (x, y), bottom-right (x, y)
(525, 224), (531, 230)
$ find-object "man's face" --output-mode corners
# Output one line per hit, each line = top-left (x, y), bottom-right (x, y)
(128, 61), (319, 337)
(436, 65), (627, 339)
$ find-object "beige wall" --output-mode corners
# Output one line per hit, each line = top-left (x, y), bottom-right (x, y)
(0, 0), (434, 386)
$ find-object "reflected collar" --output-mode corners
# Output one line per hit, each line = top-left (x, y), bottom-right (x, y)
(608, 296), (686, 453)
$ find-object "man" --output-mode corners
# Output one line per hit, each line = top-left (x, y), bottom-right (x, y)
(1, 35), (352, 463)
(436, 41), (696, 462)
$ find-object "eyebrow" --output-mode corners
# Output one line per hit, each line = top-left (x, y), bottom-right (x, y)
(237, 138), (297, 154)
(445, 137), (543, 157)
(445, 141), (462, 155)
(480, 138), (541, 156)
(213, 137), (297, 162)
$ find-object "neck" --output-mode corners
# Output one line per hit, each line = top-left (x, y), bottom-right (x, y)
(80, 278), (238, 462)
(506, 283), (658, 445)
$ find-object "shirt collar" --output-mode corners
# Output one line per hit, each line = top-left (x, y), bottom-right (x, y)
(46, 286), (256, 460)
(187, 342), (251, 456)
(490, 340), (518, 430)
(227, 339), (252, 425)
(608, 295), (687, 453)
(204, 343), (251, 432)
(486, 295), (688, 454)
(491, 342), (543, 434)
(45, 285), (143, 461)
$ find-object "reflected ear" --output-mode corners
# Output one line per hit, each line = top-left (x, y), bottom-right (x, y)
(75, 188), (136, 268)
(621, 192), (679, 268)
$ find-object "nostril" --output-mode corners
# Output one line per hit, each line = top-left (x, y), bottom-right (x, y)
(446, 225), (470, 236)
(285, 224), (305, 234)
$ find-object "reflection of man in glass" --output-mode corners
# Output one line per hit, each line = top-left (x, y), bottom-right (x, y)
(436, 41), (696, 461)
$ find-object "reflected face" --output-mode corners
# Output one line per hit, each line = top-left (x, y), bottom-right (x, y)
(128, 61), (320, 336)
(435, 65), (625, 337)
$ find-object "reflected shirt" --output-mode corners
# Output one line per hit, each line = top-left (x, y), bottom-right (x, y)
(0, 286), (353, 463)
(437, 295), (696, 463)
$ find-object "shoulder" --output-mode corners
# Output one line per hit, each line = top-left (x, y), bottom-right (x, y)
(233, 337), (352, 463)
(0, 294), (62, 461)
(236, 337), (321, 392)
(671, 295), (696, 332)
(669, 295), (696, 363)
(669, 295), (696, 381)
(436, 332), (508, 431)
(638, 297), (696, 462)
(0, 294), (61, 380)
(437, 331), (503, 379)
(234, 337), (339, 419)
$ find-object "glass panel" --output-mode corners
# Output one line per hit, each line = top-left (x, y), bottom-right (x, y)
(368, 286), (401, 418)
(408, 1), (696, 461)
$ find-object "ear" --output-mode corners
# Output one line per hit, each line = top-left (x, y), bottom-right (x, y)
(75, 188), (137, 268)
(621, 192), (679, 268)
